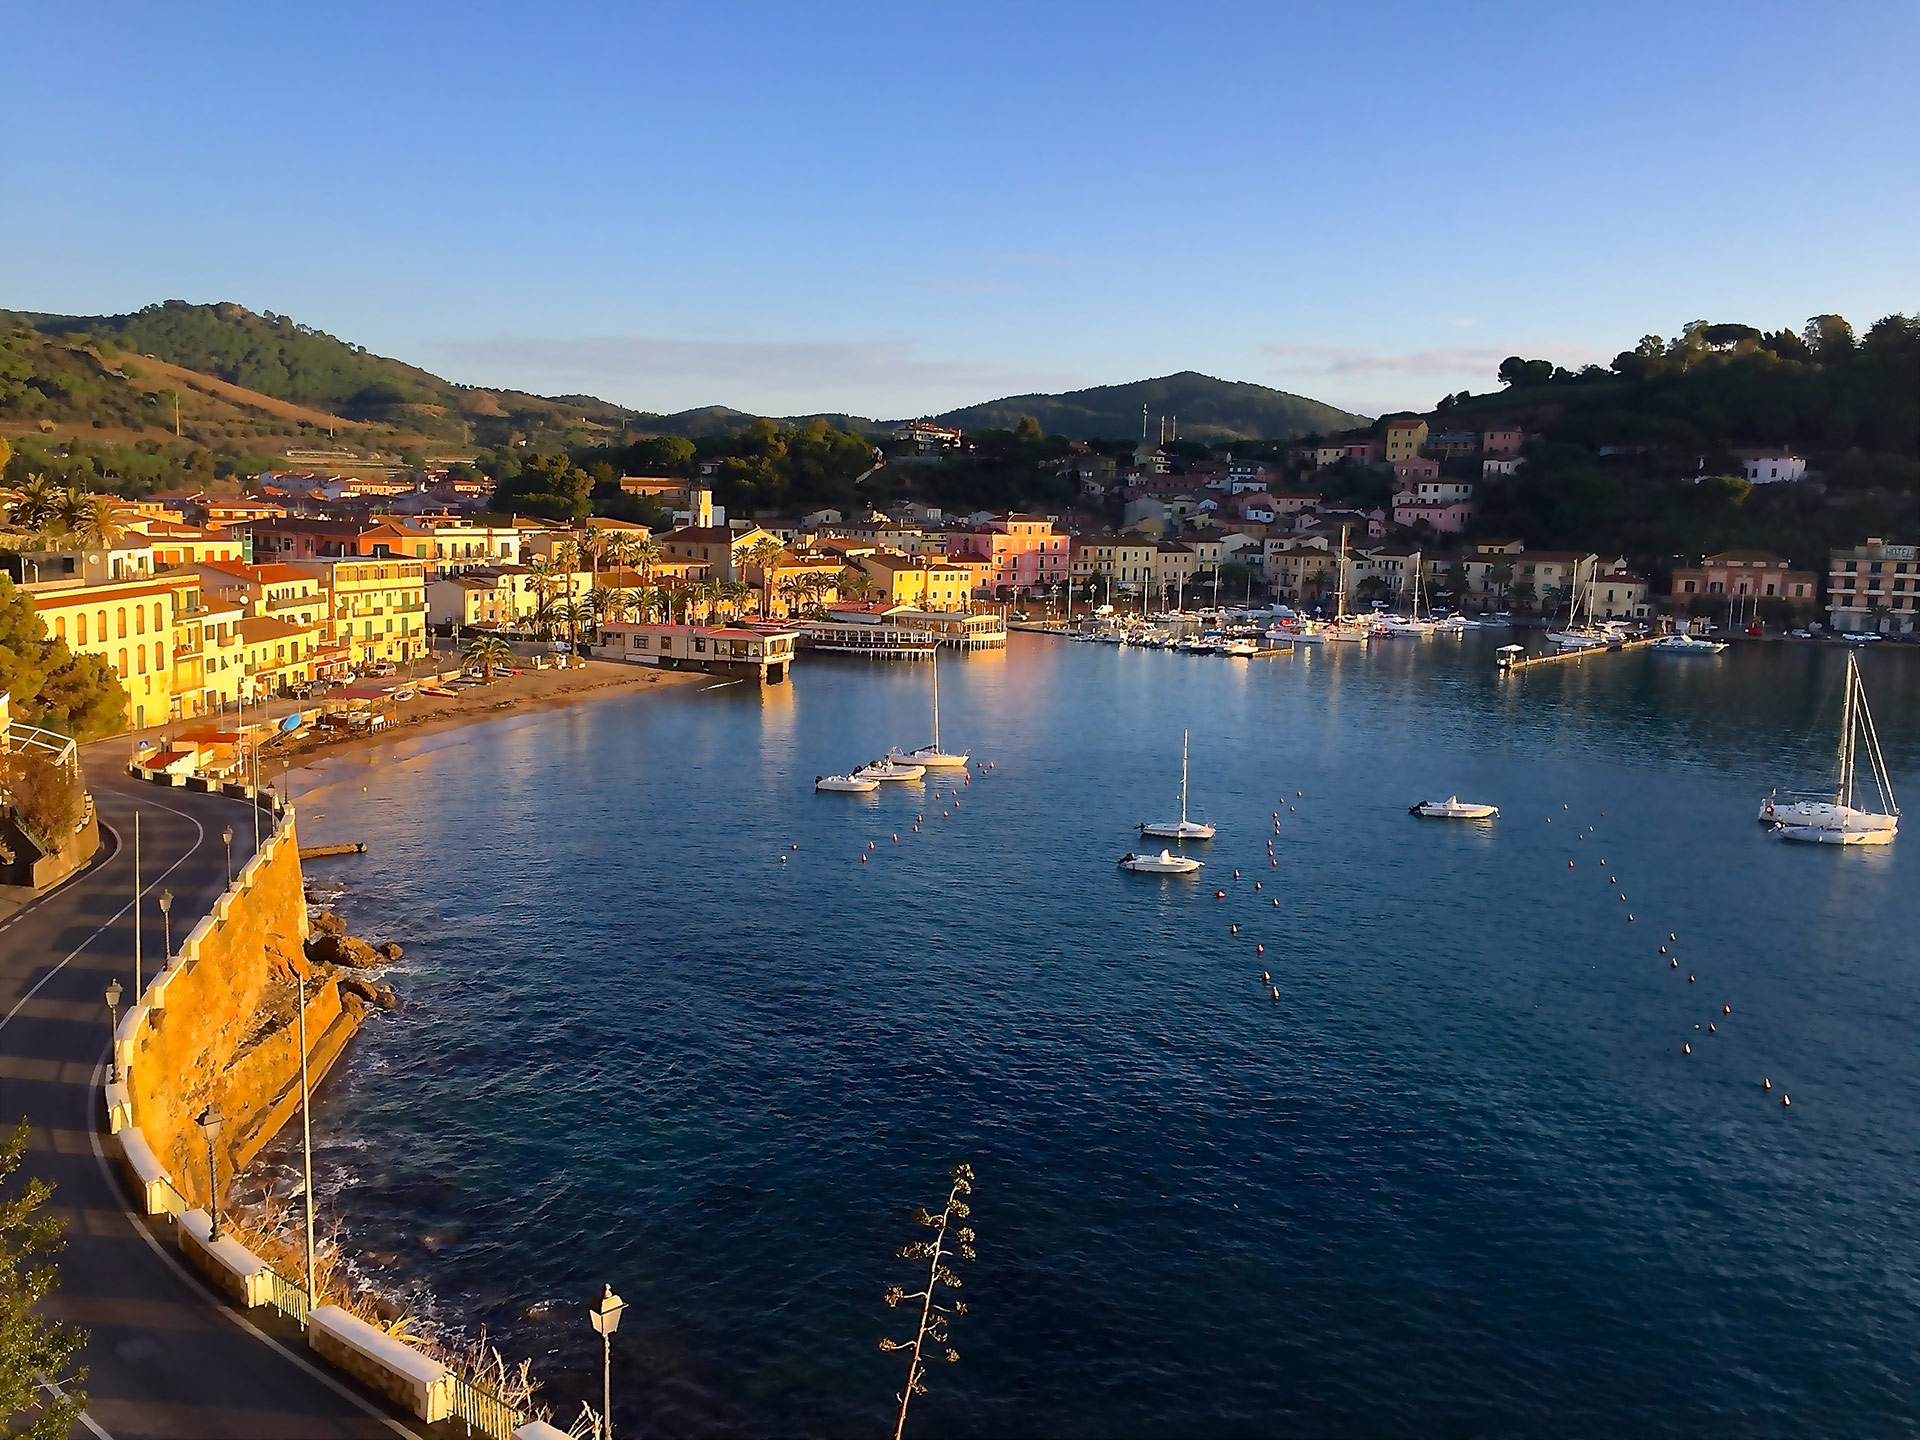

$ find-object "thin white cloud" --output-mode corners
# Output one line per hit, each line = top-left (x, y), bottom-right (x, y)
(1262, 340), (1610, 380)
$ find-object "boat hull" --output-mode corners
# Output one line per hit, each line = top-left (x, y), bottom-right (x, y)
(889, 748), (969, 768)
(1140, 821), (1217, 840)
(1777, 823), (1897, 845)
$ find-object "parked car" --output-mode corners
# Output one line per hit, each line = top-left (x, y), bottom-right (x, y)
(370, 661), (399, 677)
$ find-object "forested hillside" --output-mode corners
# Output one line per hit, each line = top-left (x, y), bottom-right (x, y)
(937, 371), (1364, 443)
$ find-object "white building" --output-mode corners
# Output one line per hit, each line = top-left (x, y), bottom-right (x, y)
(1740, 452), (1806, 485)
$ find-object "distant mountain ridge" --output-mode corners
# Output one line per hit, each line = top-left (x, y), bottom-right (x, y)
(933, 371), (1368, 442)
(15, 301), (1363, 444)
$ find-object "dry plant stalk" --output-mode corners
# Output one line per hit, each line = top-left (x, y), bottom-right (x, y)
(878, 1163), (976, 1440)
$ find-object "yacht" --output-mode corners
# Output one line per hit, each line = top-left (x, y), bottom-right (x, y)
(816, 774), (880, 793)
(854, 758), (926, 783)
(1118, 848), (1204, 875)
(1762, 652), (1898, 844)
(1320, 526), (1372, 643)
(1651, 632), (1728, 656)
(887, 653), (969, 768)
(1140, 729), (1217, 840)
(1409, 796), (1499, 819)
(1223, 638), (1260, 657)
(1546, 558), (1612, 649)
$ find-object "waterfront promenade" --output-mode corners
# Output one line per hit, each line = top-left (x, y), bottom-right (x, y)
(0, 758), (428, 1439)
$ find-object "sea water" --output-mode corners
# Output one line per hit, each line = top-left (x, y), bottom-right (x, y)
(277, 635), (1920, 1436)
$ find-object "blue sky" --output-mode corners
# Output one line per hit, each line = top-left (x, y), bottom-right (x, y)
(5, 1), (1916, 421)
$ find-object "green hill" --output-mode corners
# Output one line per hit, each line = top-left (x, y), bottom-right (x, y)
(934, 371), (1367, 442)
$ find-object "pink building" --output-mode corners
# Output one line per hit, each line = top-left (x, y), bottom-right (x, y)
(944, 513), (1069, 594)
(1393, 499), (1475, 533)
(1392, 457), (1440, 483)
(1483, 427), (1525, 457)
(1341, 438), (1386, 463)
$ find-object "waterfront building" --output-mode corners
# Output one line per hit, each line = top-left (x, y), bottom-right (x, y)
(1670, 551), (1817, 613)
(944, 514), (1070, 597)
(426, 566), (539, 630)
(1826, 537), (1918, 634)
(291, 557), (429, 667)
(1071, 534), (1158, 593)
(130, 518), (248, 569)
(851, 553), (971, 610)
(599, 622), (798, 682)
(1591, 571), (1650, 620)
(658, 523), (780, 582)
(416, 516), (523, 574)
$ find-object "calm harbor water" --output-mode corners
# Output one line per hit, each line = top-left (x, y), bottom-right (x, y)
(278, 635), (1920, 1437)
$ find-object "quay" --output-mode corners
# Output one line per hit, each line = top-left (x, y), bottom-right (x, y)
(1498, 636), (1659, 672)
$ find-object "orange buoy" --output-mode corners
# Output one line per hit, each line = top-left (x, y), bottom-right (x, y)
(860, 854), (868, 863)
(1233, 870), (1240, 878)
(893, 835), (899, 843)
(1256, 944), (1265, 954)
(791, 844), (799, 851)
(1216, 891), (1227, 899)
(1723, 1004), (1731, 1014)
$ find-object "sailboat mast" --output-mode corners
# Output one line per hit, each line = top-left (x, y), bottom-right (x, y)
(1336, 525), (1349, 621)
(1175, 725), (1190, 829)
(930, 652), (940, 752)
(1838, 653), (1858, 809)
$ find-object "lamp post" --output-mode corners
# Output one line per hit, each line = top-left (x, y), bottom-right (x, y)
(133, 812), (142, 997)
(104, 979), (122, 1083)
(222, 826), (234, 886)
(158, 888), (173, 964)
(589, 1284), (626, 1440)
(196, 1105), (224, 1240)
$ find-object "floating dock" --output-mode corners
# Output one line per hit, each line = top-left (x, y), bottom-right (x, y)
(1498, 636), (1658, 672)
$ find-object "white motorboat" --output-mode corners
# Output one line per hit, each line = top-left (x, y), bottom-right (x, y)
(816, 774), (880, 793)
(1223, 639), (1259, 657)
(1651, 633), (1727, 655)
(854, 759), (926, 782)
(1409, 796), (1499, 819)
(1762, 651), (1898, 842)
(888, 652), (969, 768)
(1141, 729), (1217, 839)
(1118, 848), (1204, 875)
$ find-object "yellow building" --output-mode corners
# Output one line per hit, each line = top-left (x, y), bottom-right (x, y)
(293, 557), (429, 667)
(1384, 418), (1429, 464)
(1071, 535), (1158, 591)
(132, 518), (247, 569)
(24, 574), (199, 729)
(856, 553), (972, 611)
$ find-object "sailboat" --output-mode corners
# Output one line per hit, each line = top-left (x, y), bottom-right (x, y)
(888, 652), (969, 767)
(1140, 730), (1217, 839)
(1321, 525), (1371, 643)
(1546, 557), (1610, 650)
(1378, 560), (1436, 636)
(1762, 651), (1899, 844)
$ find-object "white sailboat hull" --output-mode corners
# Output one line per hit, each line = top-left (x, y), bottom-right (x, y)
(889, 746), (969, 768)
(1777, 823), (1898, 845)
(816, 775), (880, 793)
(1758, 798), (1895, 830)
(1140, 820), (1217, 840)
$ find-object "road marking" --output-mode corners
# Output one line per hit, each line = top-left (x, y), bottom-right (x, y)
(37, 1372), (111, 1439)
(0, 802), (204, 1038)
(87, 1063), (422, 1439)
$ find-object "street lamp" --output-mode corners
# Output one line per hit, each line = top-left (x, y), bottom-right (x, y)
(158, 888), (173, 963)
(589, 1284), (626, 1440)
(222, 826), (233, 886)
(104, 979), (123, 1083)
(196, 1105), (224, 1240)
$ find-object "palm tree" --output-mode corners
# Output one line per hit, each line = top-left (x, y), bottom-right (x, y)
(720, 580), (754, 619)
(745, 535), (786, 616)
(53, 487), (91, 536)
(777, 574), (804, 618)
(527, 556), (560, 626)
(845, 569), (877, 604)
(6, 474), (61, 530)
(555, 598), (587, 651)
(463, 634), (514, 679)
(630, 535), (660, 585)
(586, 586), (616, 638)
(72, 494), (126, 551)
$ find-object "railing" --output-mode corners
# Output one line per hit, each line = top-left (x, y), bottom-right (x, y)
(447, 1373), (528, 1439)
(6, 722), (79, 773)
(264, 1266), (311, 1327)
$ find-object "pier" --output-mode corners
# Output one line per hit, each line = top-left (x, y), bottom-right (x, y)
(1498, 636), (1658, 672)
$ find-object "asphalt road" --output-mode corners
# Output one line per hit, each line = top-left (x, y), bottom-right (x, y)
(0, 756), (429, 1439)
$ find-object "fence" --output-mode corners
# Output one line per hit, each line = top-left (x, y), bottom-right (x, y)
(263, 1266), (311, 1328)
(448, 1373), (530, 1440)
(6, 721), (79, 773)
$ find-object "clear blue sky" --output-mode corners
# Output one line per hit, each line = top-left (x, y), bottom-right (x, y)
(6, 1), (1916, 421)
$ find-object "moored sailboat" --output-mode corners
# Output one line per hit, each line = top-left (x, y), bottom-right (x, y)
(888, 651), (969, 767)
(1763, 651), (1898, 844)
(1140, 729), (1216, 839)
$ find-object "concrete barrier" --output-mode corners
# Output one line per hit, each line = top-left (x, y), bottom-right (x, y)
(113, 1003), (149, 1080)
(178, 1208), (274, 1308)
(103, 1078), (132, 1134)
(115, 1128), (173, 1214)
(309, 1305), (453, 1423)
(513, 1422), (573, 1440)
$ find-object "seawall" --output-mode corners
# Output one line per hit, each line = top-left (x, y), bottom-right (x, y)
(115, 796), (367, 1205)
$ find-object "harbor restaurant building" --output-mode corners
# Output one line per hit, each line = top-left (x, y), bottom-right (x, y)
(599, 622), (798, 683)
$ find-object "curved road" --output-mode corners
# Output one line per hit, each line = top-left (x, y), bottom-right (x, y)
(0, 754), (429, 1439)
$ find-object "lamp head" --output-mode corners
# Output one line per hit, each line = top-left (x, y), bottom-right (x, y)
(222, 826), (234, 846)
(105, 978), (122, 1010)
(589, 1283), (626, 1336)
(158, 888), (172, 914)
(195, 1105), (223, 1144)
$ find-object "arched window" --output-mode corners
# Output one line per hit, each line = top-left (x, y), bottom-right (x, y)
(54, 616), (67, 642)
(153, 602), (165, 631)
(117, 649), (129, 678)
(77, 613), (88, 645)
(154, 641), (165, 671)
(96, 610), (107, 642)
(117, 607), (128, 638)
(135, 606), (146, 635)
(137, 647), (147, 675)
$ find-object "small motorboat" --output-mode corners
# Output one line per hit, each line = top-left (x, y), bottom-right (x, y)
(854, 759), (926, 782)
(815, 774), (880, 793)
(1118, 849), (1204, 875)
(1409, 796), (1499, 819)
